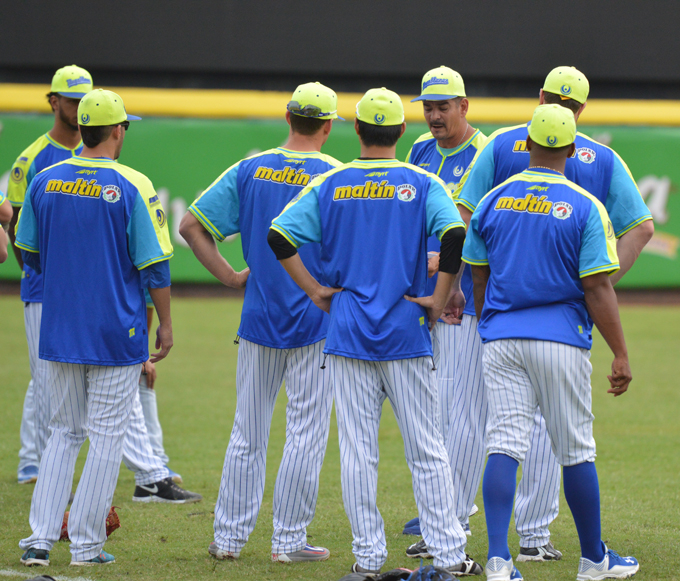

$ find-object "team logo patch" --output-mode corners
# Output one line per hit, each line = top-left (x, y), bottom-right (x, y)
(102, 185), (122, 203)
(576, 147), (596, 164)
(552, 201), (573, 220)
(11, 166), (24, 183)
(374, 113), (386, 125)
(453, 165), (464, 177)
(606, 220), (615, 240)
(397, 184), (417, 202)
(156, 208), (166, 227)
(561, 84), (572, 96)
(546, 135), (558, 146)
(80, 113), (90, 125)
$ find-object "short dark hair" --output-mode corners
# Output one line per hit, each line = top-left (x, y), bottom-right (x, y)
(357, 119), (402, 147)
(79, 125), (115, 148)
(289, 113), (329, 136)
(542, 91), (582, 115)
(46, 92), (58, 112)
(530, 140), (573, 156)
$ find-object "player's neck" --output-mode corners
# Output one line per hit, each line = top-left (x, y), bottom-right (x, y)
(48, 122), (81, 150)
(528, 152), (567, 174)
(283, 133), (324, 153)
(437, 122), (473, 150)
(81, 142), (118, 161)
(359, 144), (397, 160)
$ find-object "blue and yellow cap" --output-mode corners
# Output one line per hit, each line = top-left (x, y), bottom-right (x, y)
(78, 89), (141, 127)
(356, 87), (404, 126)
(543, 66), (589, 104)
(288, 82), (343, 120)
(51, 65), (93, 99)
(528, 104), (576, 148)
(411, 66), (466, 102)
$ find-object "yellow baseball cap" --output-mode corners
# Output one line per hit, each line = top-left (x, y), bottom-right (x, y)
(288, 82), (343, 120)
(543, 66), (589, 104)
(411, 66), (466, 102)
(51, 65), (93, 99)
(77, 89), (141, 127)
(356, 87), (404, 126)
(528, 104), (576, 148)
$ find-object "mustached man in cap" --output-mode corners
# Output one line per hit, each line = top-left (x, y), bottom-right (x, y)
(16, 89), (174, 566)
(181, 82), (342, 563)
(463, 103), (638, 581)
(269, 87), (483, 577)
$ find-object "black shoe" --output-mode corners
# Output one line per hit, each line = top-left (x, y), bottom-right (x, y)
(20, 548), (50, 566)
(132, 477), (202, 504)
(517, 542), (562, 562)
(446, 555), (483, 576)
(351, 563), (381, 577)
(406, 538), (433, 559)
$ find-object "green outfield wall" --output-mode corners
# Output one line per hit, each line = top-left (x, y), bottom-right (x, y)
(1, 114), (677, 287)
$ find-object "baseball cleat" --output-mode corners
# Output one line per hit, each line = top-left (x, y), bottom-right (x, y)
(485, 557), (516, 581)
(132, 477), (202, 504)
(20, 548), (49, 566)
(166, 466), (183, 484)
(470, 503), (479, 516)
(517, 541), (562, 562)
(272, 543), (330, 562)
(406, 539), (433, 559)
(463, 523), (472, 536)
(71, 549), (115, 566)
(447, 554), (483, 576)
(209, 541), (239, 560)
(351, 563), (381, 577)
(403, 517), (421, 535)
(576, 548), (639, 580)
(18, 465), (39, 484)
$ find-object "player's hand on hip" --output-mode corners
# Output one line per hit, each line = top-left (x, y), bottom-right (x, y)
(427, 252), (440, 278)
(141, 359), (157, 389)
(311, 285), (343, 313)
(234, 267), (250, 288)
(404, 294), (444, 328)
(151, 323), (173, 363)
(441, 289), (465, 325)
(607, 355), (632, 396)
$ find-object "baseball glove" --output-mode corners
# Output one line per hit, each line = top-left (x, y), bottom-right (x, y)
(375, 569), (414, 581)
(404, 565), (454, 581)
(60, 506), (121, 541)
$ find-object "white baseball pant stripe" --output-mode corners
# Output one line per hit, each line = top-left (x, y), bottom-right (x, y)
(431, 321), (460, 443)
(331, 354), (468, 570)
(214, 338), (332, 555)
(483, 339), (596, 466)
(18, 302), (50, 472)
(138, 375), (170, 465)
(20, 361), (141, 561)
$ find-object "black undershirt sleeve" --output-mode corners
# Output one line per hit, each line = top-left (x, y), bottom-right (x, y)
(438, 226), (466, 274)
(267, 228), (298, 260)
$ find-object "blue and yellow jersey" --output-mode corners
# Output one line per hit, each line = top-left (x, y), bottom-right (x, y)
(8, 133), (83, 302)
(462, 168), (619, 349)
(0, 189), (6, 206)
(15, 156), (173, 366)
(407, 129), (485, 297)
(189, 147), (341, 349)
(456, 123), (651, 317)
(271, 159), (465, 361)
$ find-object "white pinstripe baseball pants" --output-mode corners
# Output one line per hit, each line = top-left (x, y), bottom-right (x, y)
(138, 375), (170, 465)
(213, 338), (332, 555)
(431, 321), (460, 444)
(19, 361), (141, 561)
(331, 354), (468, 570)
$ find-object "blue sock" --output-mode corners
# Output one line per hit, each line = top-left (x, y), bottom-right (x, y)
(483, 453), (518, 561)
(563, 461), (606, 562)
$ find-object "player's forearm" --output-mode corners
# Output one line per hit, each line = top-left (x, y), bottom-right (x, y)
(146, 306), (154, 330)
(471, 265), (490, 320)
(148, 287), (172, 328)
(8, 207), (24, 270)
(278, 253), (324, 299)
(457, 204), (473, 228)
(431, 271), (455, 312)
(0, 199), (11, 225)
(0, 229), (8, 263)
(582, 272), (628, 358)
(609, 220), (654, 285)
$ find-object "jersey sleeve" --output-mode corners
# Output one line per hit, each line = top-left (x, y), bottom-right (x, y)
(405, 147), (413, 163)
(454, 139), (496, 209)
(127, 180), (174, 270)
(0, 190), (5, 206)
(270, 179), (323, 247)
(461, 204), (489, 266)
(425, 175), (466, 240)
(605, 151), (653, 237)
(188, 162), (240, 241)
(7, 157), (36, 207)
(14, 183), (39, 253)
(579, 201), (620, 277)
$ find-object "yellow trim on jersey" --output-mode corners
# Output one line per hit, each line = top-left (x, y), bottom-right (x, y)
(461, 256), (489, 266)
(189, 205), (226, 241)
(438, 222), (466, 241)
(269, 224), (300, 248)
(580, 263), (620, 277)
(137, 253), (175, 270)
(616, 215), (653, 237)
(14, 240), (38, 253)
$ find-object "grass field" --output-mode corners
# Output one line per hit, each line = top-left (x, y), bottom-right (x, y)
(0, 296), (678, 581)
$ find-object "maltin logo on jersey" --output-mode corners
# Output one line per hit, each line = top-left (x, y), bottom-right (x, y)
(102, 185), (122, 203)
(552, 201), (573, 220)
(453, 165), (464, 177)
(576, 147), (596, 164)
(397, 184), (417, 202)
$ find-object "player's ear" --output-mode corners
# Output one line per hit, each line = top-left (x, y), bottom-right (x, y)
(539, 89), (545, 105)
(459, 98), (469, 116)
(398, 122), (407, 139)
(567, 142), (576, 157)
(575, 101), (587, 122)
(526, 135), (533, 151)
(354, 118), (361, 136)
(324, 119), (333, 137)
(285, 111), (292, 127)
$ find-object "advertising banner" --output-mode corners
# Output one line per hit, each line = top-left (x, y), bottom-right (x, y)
(1, 114), (676, 286)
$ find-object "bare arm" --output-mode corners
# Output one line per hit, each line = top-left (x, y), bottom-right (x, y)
(8, 206), (23, 269)
(278, 253), (342, 313)
(458, 204), (473, 228)
(471, 264), (490, 321)
(405, 271), (455, 327)
(440, 262), (466, 325)
(0, 198), (11, 224)
(148, 286), (173, 363)
(179, 212), (249, 288)
(609, 220), (654, 285)
(582, 272), (632, 396)
(0, 227), (7, 263)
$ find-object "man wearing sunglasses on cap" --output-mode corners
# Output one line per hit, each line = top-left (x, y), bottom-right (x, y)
(180, 82), (342, 564)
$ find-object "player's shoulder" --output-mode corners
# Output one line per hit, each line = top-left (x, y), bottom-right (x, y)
(486, 123), (528, 144)
(469, 129), (488, 151)
(412, 131), (436, 147)
(12, 134), (51, 167)
(107, 161), (154, 190)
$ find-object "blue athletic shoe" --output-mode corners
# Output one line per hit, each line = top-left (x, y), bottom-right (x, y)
(510, 566), (523, 580)
(20, 548), (49, 566)
(18, 465), (39, 484)
(577, 548), (639, 580)
(165, 466), (183, 484)
(402, 517), (421, 536)
(71, 550), (115, 566)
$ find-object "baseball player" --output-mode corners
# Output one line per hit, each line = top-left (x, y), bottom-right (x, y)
(16, 89), (174, 566)
(402, 66), (486, 545)
(180, 82), (341, 562)
(269, 87), (482, 577)
(450, 66), (653, 559)
(463, 103), (639, 581)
